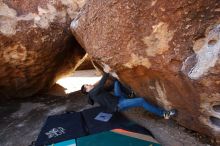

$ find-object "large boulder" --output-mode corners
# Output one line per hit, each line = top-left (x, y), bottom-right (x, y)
(71, 0), (220, 142)
(0, 0), (86, 98)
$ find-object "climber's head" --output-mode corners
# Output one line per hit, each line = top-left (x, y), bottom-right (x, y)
(81, 84), (94, 94)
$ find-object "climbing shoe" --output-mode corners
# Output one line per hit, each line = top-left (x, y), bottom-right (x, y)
(163, 109), (176, 119)
(128, 90), (136, 98)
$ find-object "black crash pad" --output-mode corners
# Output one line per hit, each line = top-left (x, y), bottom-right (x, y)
(35, 112), (86, 146)
(82, 106), (153, 137)
(35, 106), (154, 146)
(81, 106), (128, 134)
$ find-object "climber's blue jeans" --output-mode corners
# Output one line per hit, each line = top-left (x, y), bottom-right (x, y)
(114, 81), (165, 117)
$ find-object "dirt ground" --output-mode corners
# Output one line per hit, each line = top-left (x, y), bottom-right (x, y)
(0, 70), (216, 146)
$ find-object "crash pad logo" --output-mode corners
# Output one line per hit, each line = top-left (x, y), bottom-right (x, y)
(95, 112), (112, 122)
(45, 127), (65, 139)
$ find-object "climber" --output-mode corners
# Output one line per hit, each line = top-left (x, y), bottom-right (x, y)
(81, 67), (176, 119)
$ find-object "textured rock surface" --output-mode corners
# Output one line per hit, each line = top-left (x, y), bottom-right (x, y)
(71, 0), (220, 142)
(0, 0), (86, 98)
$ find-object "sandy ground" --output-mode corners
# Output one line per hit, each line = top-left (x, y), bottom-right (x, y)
(0, 70), (214, 146)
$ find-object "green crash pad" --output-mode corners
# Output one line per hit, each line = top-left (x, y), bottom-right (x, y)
(77, 131), (160, 146)
(48, 139), (76, 146)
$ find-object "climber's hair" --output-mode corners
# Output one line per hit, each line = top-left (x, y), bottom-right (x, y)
(81, 85), (88, 95)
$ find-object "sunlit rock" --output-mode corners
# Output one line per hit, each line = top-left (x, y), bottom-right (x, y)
(71, 0), (220, 142)
(0, 0), (86, 98)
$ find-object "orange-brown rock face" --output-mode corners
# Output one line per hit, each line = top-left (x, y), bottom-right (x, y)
(0, 0), (86, 98)
(71, 0), (220, 142)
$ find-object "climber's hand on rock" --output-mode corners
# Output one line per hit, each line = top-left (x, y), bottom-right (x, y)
(103, 64), (112, 73)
